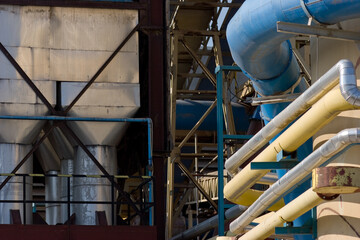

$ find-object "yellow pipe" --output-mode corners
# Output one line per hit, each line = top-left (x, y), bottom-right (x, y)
(238, 188), (326, 239)
(224, 87), (359, 203)
(232, 189), (285, 211)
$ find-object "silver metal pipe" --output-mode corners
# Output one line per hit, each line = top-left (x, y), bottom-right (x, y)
(0, 144), (32, 224)
(171, 205), (247, 240)
(225, 59), (357, 176)
(257, 172), (278, 185)
(229, 128), (360, 234)
(45, 170), (61, 225)
(60, 158), (73, 224)
(73, 146), (116, 225)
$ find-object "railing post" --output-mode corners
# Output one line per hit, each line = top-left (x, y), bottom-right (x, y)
(23, 175), (26, 225)
(67, 176), (71, 226)
(111, 176), (115, 226)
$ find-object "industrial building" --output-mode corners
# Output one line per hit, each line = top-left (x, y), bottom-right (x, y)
(0, 0), (359, 240)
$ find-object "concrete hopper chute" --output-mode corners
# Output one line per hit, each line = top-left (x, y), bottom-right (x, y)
(60, 81), (140, 146)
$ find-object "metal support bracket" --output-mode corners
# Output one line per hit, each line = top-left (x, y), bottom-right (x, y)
(277, 21), (360, 42)
(250, 150), (298, 170)
(251, 161), (299, 170)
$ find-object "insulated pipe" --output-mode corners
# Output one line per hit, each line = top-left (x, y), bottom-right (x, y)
(0, 144), (33, 224)
(230, 128), (360, 234)
(60, 159), (73, 224)
(224, 87), (360, 203)
(171, 205), (248, 240)
(45, 170), (61, 225)
(73, 146), (116, 225)
(226, 1), (360, 236)
(238, 188), (334, 240)
(226, 0), (360, 94)
(225, 60), (358, 176)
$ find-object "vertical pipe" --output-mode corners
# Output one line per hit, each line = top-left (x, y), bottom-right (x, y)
(111, 176), (115, 226)
(23, 175), (26, 225)
(61, 159), (73, 224)
(45, 170), (61, 225)
(73, 146), (116, 225)
(216, 68), (225, 236)
(0, 144), (32, 224)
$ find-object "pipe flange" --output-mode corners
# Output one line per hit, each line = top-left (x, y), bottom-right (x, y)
(317, 193), (339, 201)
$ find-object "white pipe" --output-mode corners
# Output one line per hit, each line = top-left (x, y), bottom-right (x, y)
(230, 128), (360, 234)
(224, 86), (359, 203)
(225, 59), (358, 176)
(238, 188), (334, 240)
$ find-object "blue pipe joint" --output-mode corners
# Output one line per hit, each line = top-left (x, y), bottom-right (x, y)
(250, 43), (301, 96)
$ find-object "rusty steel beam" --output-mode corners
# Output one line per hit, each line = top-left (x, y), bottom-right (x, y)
(0, 0), (146, 10)
(0, 225), (157, 239)
(142, 0), (166, 237)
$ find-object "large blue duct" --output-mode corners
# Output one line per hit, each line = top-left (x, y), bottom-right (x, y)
(176, 100), (249, 132)
(226, 0), (360, 239)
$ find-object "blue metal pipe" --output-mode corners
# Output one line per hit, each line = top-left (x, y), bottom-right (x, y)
(227, 0), (360, 94)
(176, 100), (249, 132)
(226, 0), (360, 239)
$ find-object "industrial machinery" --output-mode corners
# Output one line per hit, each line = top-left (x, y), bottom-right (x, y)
(168, 0), (360, 240)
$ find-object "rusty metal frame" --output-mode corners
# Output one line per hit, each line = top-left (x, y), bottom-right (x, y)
(0, 0), (146, 10)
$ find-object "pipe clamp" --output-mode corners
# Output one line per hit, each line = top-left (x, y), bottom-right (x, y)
(300, 0), (324, 25)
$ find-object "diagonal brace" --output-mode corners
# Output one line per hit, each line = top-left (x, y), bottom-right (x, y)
(0, 43), (57, 115)
(176, 160), (218, 211)
(59, 123), (141, 215)
(180, 39), (217, 86)
(64, 23), (140, 114)
(0, 123), (56, 191)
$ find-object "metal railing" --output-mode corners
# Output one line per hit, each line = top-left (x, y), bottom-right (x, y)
(0, 173), (154, 226)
